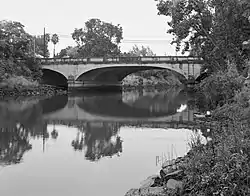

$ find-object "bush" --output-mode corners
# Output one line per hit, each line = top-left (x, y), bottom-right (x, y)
(0, 59), (16, 80)
(0, 58), (42, 82)
(0, 76), (39, 89)
(179, 120), (250, 195)
(211, 83), (250, 124)
(17, 58), (42, 81)
(123, 70), (182, 86)
(197, 62), (244, 109)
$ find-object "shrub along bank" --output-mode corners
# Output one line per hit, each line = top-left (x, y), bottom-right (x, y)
(0, 58), (67, 99)
(122, 70), (183, 89)
(0, 75), (67, 99)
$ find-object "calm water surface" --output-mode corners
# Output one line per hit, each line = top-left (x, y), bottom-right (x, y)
(0, 88), (206, 196)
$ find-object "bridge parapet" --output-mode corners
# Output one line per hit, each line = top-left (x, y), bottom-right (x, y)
(38, 56), (203, 65)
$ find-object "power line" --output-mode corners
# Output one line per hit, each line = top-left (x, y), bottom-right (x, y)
(55, 35), (173, 44)
(45, 34), (172, 41)
(34, 32), (173, 42)
(121, 40), (172, 43)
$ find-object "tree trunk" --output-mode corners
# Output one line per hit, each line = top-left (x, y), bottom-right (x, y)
(53, 44), (55, 58)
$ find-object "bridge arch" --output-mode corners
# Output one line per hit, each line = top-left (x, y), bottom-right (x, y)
(75, 66), (187, 82)
(41, 68), (68, 88)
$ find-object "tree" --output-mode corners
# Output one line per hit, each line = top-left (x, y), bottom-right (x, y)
(156, 0), (250, 74)
(124, 45), (156, 57)
(57, 48), (67, 58)
(0, 20), (42, 80)
(57, 46), (80, 58)
(72, 18), (123, 57)
(51, 34), (59, 57)
(0, 20), (33, 59)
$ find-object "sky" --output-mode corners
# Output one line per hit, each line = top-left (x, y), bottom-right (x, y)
(1, 0), (178, 57)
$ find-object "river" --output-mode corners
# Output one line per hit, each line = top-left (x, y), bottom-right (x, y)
(0, 87), (207, 196)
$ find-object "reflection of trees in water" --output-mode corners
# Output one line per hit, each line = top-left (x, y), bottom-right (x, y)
(0, 95), (68, 166)
(0, 106), (56, 166)
(0, 122), (58, 165)
(72, 131), (84, 151)
(71, 122), (123, 161)
(0, 125), (32, 165)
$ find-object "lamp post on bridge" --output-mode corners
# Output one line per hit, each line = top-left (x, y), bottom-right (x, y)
(43, 27), (46, 58)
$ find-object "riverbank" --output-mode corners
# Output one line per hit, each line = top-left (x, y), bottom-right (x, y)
(0, 84), (67, 100)
(0, 75), (68, 100)
(125, 154), (191, 196)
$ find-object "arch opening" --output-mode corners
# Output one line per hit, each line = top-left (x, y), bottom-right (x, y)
(75, 66), (187, 83)
(41, 69), (68, 88)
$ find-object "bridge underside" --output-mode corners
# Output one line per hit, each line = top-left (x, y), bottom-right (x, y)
(77, 66), (184, 80)
(41, 66), (188, 90)
(74, 66), (187, 90)
(41, 69), (68, 88)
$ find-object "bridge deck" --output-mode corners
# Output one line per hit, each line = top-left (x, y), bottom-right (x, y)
(36, 56), (203, 65)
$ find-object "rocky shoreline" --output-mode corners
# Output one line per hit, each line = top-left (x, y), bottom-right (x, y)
(125, 153), (191, 196)
(0, 85), (68, 100)
(124, 116), (215, 196)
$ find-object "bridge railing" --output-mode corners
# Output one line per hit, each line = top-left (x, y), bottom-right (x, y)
(39, 56), (203, 65)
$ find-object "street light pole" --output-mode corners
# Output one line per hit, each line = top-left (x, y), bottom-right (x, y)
(44, 27), (46, 58)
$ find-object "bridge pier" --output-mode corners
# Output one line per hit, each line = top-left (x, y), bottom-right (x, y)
(68, 80), (122, 91)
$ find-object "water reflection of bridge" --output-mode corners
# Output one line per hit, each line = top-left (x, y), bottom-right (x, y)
(43, 96), (195, 126)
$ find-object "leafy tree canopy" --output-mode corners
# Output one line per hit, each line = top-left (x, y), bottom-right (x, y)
(123, 45), (156, 57)
(0, 20), (43, 80)
(72, 18), (123, 57)
(57, 46), (80, 58)
(0, 20), (33, 59)
(156, 0), (250, 74)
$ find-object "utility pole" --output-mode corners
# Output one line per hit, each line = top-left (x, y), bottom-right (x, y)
(43, 27), (46, 58)
(33, 36), (36, 58)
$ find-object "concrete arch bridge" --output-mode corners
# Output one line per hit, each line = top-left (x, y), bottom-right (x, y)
(40, 56), (203, 89)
